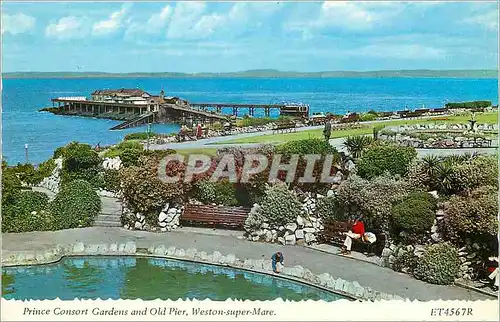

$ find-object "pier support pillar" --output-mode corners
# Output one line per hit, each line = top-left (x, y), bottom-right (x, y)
(265, 107), (270, 118)
(216, 107), (222, 114)
(232, 107), (238, 116)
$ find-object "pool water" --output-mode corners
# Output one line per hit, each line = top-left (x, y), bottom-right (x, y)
(1, 256), (346, 301)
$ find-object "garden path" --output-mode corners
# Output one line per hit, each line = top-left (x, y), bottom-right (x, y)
(2, 227), (491, 301)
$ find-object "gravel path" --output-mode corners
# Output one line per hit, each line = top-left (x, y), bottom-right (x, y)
(2, 227), (490, 301)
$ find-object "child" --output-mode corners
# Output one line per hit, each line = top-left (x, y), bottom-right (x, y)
(271, 252), (284, 273)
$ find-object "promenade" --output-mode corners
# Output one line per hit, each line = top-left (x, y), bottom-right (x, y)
(2, 227), (490, 301)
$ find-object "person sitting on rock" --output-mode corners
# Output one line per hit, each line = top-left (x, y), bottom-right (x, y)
(271, 252), (284, 273)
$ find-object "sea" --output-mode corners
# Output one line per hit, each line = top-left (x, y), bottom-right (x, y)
(2, 77), (498, 164)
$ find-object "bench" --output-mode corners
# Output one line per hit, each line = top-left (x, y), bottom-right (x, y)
(272, 122), (296, 134)
(318, 219), (385, 256)
(180, 204), (251, 229)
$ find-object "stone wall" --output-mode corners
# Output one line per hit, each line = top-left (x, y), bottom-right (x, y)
(122, 202), (183, 232)
(1, 242), (406, 302)
(37, 157), (63, 194)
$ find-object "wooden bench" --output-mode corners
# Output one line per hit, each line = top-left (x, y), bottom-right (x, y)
(272, 122), (296, 134)
(318, 219), (385, 256)
(180, 204), (251, 229)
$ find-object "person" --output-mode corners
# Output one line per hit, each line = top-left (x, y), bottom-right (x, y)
(196, 123), (203, 140)
(323, 120), (332, 141)
(340, 217), (376, 255)
(271, 252), (284, 273)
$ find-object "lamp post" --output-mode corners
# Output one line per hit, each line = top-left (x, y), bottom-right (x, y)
(146, 123), (151, 151)
(25, 144), (29, 164)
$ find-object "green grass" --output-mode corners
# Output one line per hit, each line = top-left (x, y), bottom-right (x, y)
(211, 112), (498, 145)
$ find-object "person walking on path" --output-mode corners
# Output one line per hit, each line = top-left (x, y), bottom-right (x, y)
(196, 123), (203, 140)
(271, 252), (284, 273)
(323, 120), (332, 141)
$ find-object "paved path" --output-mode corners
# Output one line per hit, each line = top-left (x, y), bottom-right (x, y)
(2, 227), (489, 301)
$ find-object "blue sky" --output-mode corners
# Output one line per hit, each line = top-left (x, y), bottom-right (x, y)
(1, 1), (498, 72)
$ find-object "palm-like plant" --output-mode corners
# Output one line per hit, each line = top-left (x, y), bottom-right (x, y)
(436, 161), (456, 194)
(343, 135), (373, 158)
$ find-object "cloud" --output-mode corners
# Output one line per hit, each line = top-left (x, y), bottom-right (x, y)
(352, 44), (446, 60)
(166, 2), (208, 39)
(92, 3), (131, 36)
(2, 13), (35, 35)
(45, 16), (89, 40)
(126, 5), (172, 37)
(463, 9), (498, 31)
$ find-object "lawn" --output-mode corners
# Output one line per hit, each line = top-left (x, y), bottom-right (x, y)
(210, 112), (498, 145)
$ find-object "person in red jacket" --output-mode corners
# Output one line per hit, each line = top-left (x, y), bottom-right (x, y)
(341, 217), (365, 255)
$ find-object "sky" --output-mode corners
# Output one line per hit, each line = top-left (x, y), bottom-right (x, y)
(1, 1), (498, 73)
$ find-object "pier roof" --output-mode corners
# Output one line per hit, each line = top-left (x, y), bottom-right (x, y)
(91, 88), (149, 96)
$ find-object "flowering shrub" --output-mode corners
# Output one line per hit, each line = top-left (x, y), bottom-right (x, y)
(121, 157), (189, 215)
(414, 243), (460, 285)
(259, 183), (303, 226)
(441, 188), (498, 245)
(194, 180), (238, 206)
(336, 173), (415, 228)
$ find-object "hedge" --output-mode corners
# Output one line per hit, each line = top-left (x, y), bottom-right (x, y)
(391, 192), (436, 238)
(445, 101), (491, 109)
(194, 180), (239, 206)
(2, 191), (52, 233)
(50, 179), (101, 229)
(357, 144), (417, 179)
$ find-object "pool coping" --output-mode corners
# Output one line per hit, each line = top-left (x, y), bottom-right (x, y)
(1, 242), (405, 302)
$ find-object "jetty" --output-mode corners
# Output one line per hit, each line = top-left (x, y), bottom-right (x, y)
(45, 89), (309, 130)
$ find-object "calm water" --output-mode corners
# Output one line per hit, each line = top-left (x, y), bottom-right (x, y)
(2, 77), (497, 164)
(1, 256), (345, 301)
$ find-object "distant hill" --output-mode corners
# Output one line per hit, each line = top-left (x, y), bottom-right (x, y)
(3, 69), (497, 79)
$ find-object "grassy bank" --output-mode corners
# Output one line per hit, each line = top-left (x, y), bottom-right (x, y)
(212, 112), (498, 145)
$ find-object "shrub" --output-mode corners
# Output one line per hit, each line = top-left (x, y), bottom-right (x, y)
(343, 135), (373, 158)
(259, 183), (302, 226)
(392, 251), (418, 274)
(124, 132), (158, 141)
(121, 157), (188, 215)
(1, 191), (52, 233)
(103, 140), (143, 159)
(194, 180), (238, 206)
(236, 117), (273, 128)
(276, 138), (338, 156)
(360, 113), (378, 122)
(356, 144), (417, 179)
(313, 196), (347, 221)
(336, 173), (416, 229)
(60, 142), (102, 187)
(103, 169), (121, 193)
(441, 190), (498, 245)
(50, 179), (101, 229)
(414, 243), (460, 285)
(390, 192), (436, 242)
(1, 164), (23, 206)
(120, 148), (142, 167)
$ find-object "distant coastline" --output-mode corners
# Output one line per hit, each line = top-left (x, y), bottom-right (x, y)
(3, 69), (498, 79)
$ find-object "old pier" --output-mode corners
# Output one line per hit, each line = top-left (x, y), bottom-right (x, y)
(45, 88), (310, 130)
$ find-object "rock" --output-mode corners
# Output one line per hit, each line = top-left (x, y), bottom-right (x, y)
(212, 251), (222, 263)
(332, 171), (343, 184)
(296, 215), (304, 227)
(265, 230), (273, 242)
(278, 237), (285, 245)
(158, 212), (168, 222)
(85, 244), (99, 254)
(134, 221), (142, 230)
(431, 224), (438, 233)
(278, 226), (285, 231)
(430, 233), (442, 242)
(334, 278), (345, 292)
(166, 246), (176, 256)
(345, 160), (356, 171)
(252, 236), (260, 242)
(73, 243), (85, 253)
(154, 245), (166, 255)
(185, 248), (197, 259)
(290, 265), (305, 278)
(327, 190), (335, 197)
(159, 221), (168, 227)
(109, 243), (118, 252)
(302, 268), (315, 281)
(388, 255), (396, 265)
(381, 248), (391, 258)
(197, 251), (208, 261)
(285, 234), (296, 245)
(316, 273), (332, 286)
(285, 223), (298, 231)
(304, 233), (316, 243)
(226, 254), (237, 265)
(295, 229), (304, 239)
(261, 223), (270, 229)
(124, 242), (136, 254)
(174, 249), (186, 257)
(428, 191), (439, 199)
